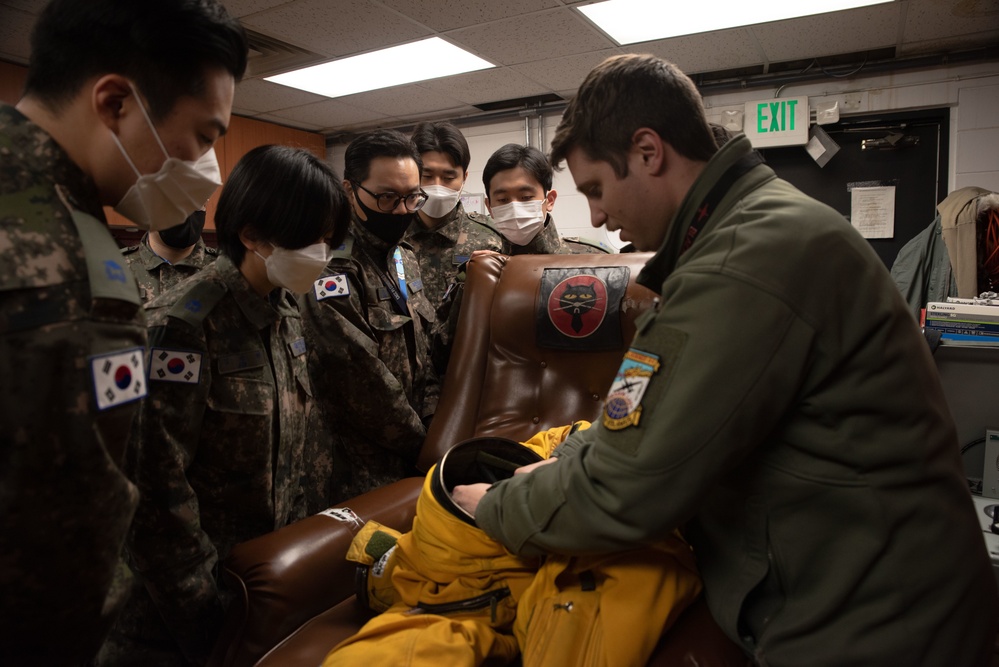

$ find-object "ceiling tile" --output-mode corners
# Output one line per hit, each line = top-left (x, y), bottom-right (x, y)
(510, 48), (622, 92)
(897, 29), (999, 57)
(221, 0), (293, 19)
(752, 4), (900, 63)
(234, 77), (328, 113)
(263, 97), (391, 131)
(379, 0), (562, 31)
(341, 83), (471, 115)
(249, 112), (325, 132)
(638, 30), (765, 74)
(448, 7), (615, 66)
(903, 0), (999, 43)
(241, 0), (431, 58)
(420, 67), (552, 105)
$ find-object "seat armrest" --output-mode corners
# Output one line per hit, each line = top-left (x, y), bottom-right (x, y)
(209, 477), (423, 667)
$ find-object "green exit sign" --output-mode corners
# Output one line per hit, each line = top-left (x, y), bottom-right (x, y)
(744, 97), (809, 148)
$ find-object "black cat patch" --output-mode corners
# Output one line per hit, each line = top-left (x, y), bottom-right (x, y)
(536, 266), (629, 350)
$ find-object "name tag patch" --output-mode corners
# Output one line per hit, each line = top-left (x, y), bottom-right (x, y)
(314, 274), (349, 301)
(90, 347), (147, 410)
(603, 348), (661, 430)
(149, 347), (203, 384)
(218, 349), (266, 375)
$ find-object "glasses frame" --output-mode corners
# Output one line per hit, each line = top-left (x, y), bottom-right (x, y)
(352, 181), (428, 213)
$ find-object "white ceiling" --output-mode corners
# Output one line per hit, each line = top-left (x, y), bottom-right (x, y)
(1, 0), (996, 136)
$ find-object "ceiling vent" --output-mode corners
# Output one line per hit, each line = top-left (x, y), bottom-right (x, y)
(473, 93), (564, 112)
(243, 28), (327, 78)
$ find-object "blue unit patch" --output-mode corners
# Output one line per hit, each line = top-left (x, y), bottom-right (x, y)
(603, 348), (661, 430)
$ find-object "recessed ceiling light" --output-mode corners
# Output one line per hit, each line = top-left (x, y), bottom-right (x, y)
(578, 0), (894, 45)
(265, 37), (494, 98)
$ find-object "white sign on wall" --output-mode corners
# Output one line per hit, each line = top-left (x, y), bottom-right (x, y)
(743, 97), (809, 148)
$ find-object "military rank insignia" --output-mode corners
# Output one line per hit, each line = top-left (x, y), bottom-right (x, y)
(603, 348), (660, 430)
(89, 347), (147, 410)
(536, 266), (629, 350)
(149, 348), (203, 384)
(314, 274), (349, 301)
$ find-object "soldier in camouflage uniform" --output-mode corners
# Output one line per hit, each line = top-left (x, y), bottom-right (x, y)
(0, 1), (246, 664)
(404, 121), (505, 310)
(102, 145), (350, 665)
(484, 143), (613, 256)
(121, 212), (219, 303)
(302, 130), (439, 502)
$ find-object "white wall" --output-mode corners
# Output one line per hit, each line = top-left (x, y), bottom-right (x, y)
(329, 60), (999, 250)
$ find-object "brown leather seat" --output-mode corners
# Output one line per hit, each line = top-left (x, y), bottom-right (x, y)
(209, 252), (750, 667)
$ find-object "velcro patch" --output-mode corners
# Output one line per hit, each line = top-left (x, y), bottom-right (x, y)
(90, 347), (147, 411)
(314, 274), (349, 301)
(149, 347), (203, 384)
(603, 348), (661, 430)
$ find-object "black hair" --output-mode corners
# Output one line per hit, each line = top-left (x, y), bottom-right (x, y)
(343, 129), (422, 185)
(410, 121), (471, 171)
(482, 143), (552, 198)
(24, 0), (247, 121)
(215, 145), (350, 266)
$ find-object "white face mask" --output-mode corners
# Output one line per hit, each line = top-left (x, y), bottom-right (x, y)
(111, 84), (222, 231)
(420, 184), (462, 219)
(256, 243), (330, 294)
(490, 199), (546, 246)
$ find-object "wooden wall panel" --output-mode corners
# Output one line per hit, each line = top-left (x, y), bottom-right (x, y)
(0, 60), (27, 104)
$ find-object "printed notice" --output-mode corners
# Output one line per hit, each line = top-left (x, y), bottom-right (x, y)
(850, 186), (895, 239)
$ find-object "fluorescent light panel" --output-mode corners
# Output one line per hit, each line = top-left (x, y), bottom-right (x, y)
(265, 37), (493, 98)
(578, 0), (895, 45)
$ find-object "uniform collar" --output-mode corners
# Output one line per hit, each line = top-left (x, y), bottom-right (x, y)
(409, 201), (467, 243)
(638, 135), (765, 293)
(216, 253), (285, 330)
(138, 235), (209, 271)
(0, 104), (104, 219)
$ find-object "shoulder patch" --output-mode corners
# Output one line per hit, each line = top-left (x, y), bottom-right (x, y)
(330, 236), (355, 258)
(313, 274), (350, 301)
(89, 347), (147, 411)
(149, 348), (203, 384)
(603, 348), (661, 430)
(165, 279), (227, 328)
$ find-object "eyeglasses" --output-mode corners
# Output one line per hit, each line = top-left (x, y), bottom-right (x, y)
(352, 182), (428, 213)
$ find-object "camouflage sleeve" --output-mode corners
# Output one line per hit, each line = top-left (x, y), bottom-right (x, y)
(302, 288), (427, 459)
(128, 319), (221, 662)
(0, 289), (143, 663)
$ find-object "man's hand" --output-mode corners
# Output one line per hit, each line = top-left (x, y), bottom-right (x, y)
(452, 483), (491, 518)
(452, 458), (559, 518)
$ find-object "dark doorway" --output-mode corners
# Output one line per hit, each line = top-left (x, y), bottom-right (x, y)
(758, 108), (949, 269)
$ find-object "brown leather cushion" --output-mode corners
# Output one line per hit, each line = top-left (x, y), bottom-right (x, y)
(419, 252), (659, 470)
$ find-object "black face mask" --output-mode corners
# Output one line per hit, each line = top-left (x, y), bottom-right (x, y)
(354, 190), (414, 245)
(159, 210), (206, 249)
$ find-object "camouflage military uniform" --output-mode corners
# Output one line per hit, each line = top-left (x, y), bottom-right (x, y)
(0, 104), (146, 664)
(302, 217), (440, 503)
(121, 233), (218, 302)
(404, 201), (504, 310)
(102, 254), (316, 665)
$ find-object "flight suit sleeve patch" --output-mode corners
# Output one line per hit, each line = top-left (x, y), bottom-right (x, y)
(149, 347), (204, 384)
(90, 347), (147, 410)
(314, 274), (350, 301)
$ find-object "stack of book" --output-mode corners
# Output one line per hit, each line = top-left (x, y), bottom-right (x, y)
(925, 299), (999, 346)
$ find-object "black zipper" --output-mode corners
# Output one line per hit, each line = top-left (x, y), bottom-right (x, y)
(412, 588), (511, 623)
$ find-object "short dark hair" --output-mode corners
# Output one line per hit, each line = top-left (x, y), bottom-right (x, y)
(410, 121), (471, 171)
(549, 54), (717, 177)
(25, 0), (247, 121)
(482, 144), (552, 198)
(343, 129), (423, 185)
(215, 145), (350, 266)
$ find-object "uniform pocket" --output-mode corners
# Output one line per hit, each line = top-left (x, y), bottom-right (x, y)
(206, 376), (272, 415)
(520, 588), (602, 667)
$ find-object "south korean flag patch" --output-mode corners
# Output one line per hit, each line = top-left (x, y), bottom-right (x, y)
(149, 348), (203, 384)
(90, 347), (147, 411)
(314, 274), (349, 301)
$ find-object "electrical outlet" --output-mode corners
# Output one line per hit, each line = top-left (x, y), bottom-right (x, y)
(842, 93), (863, 111)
